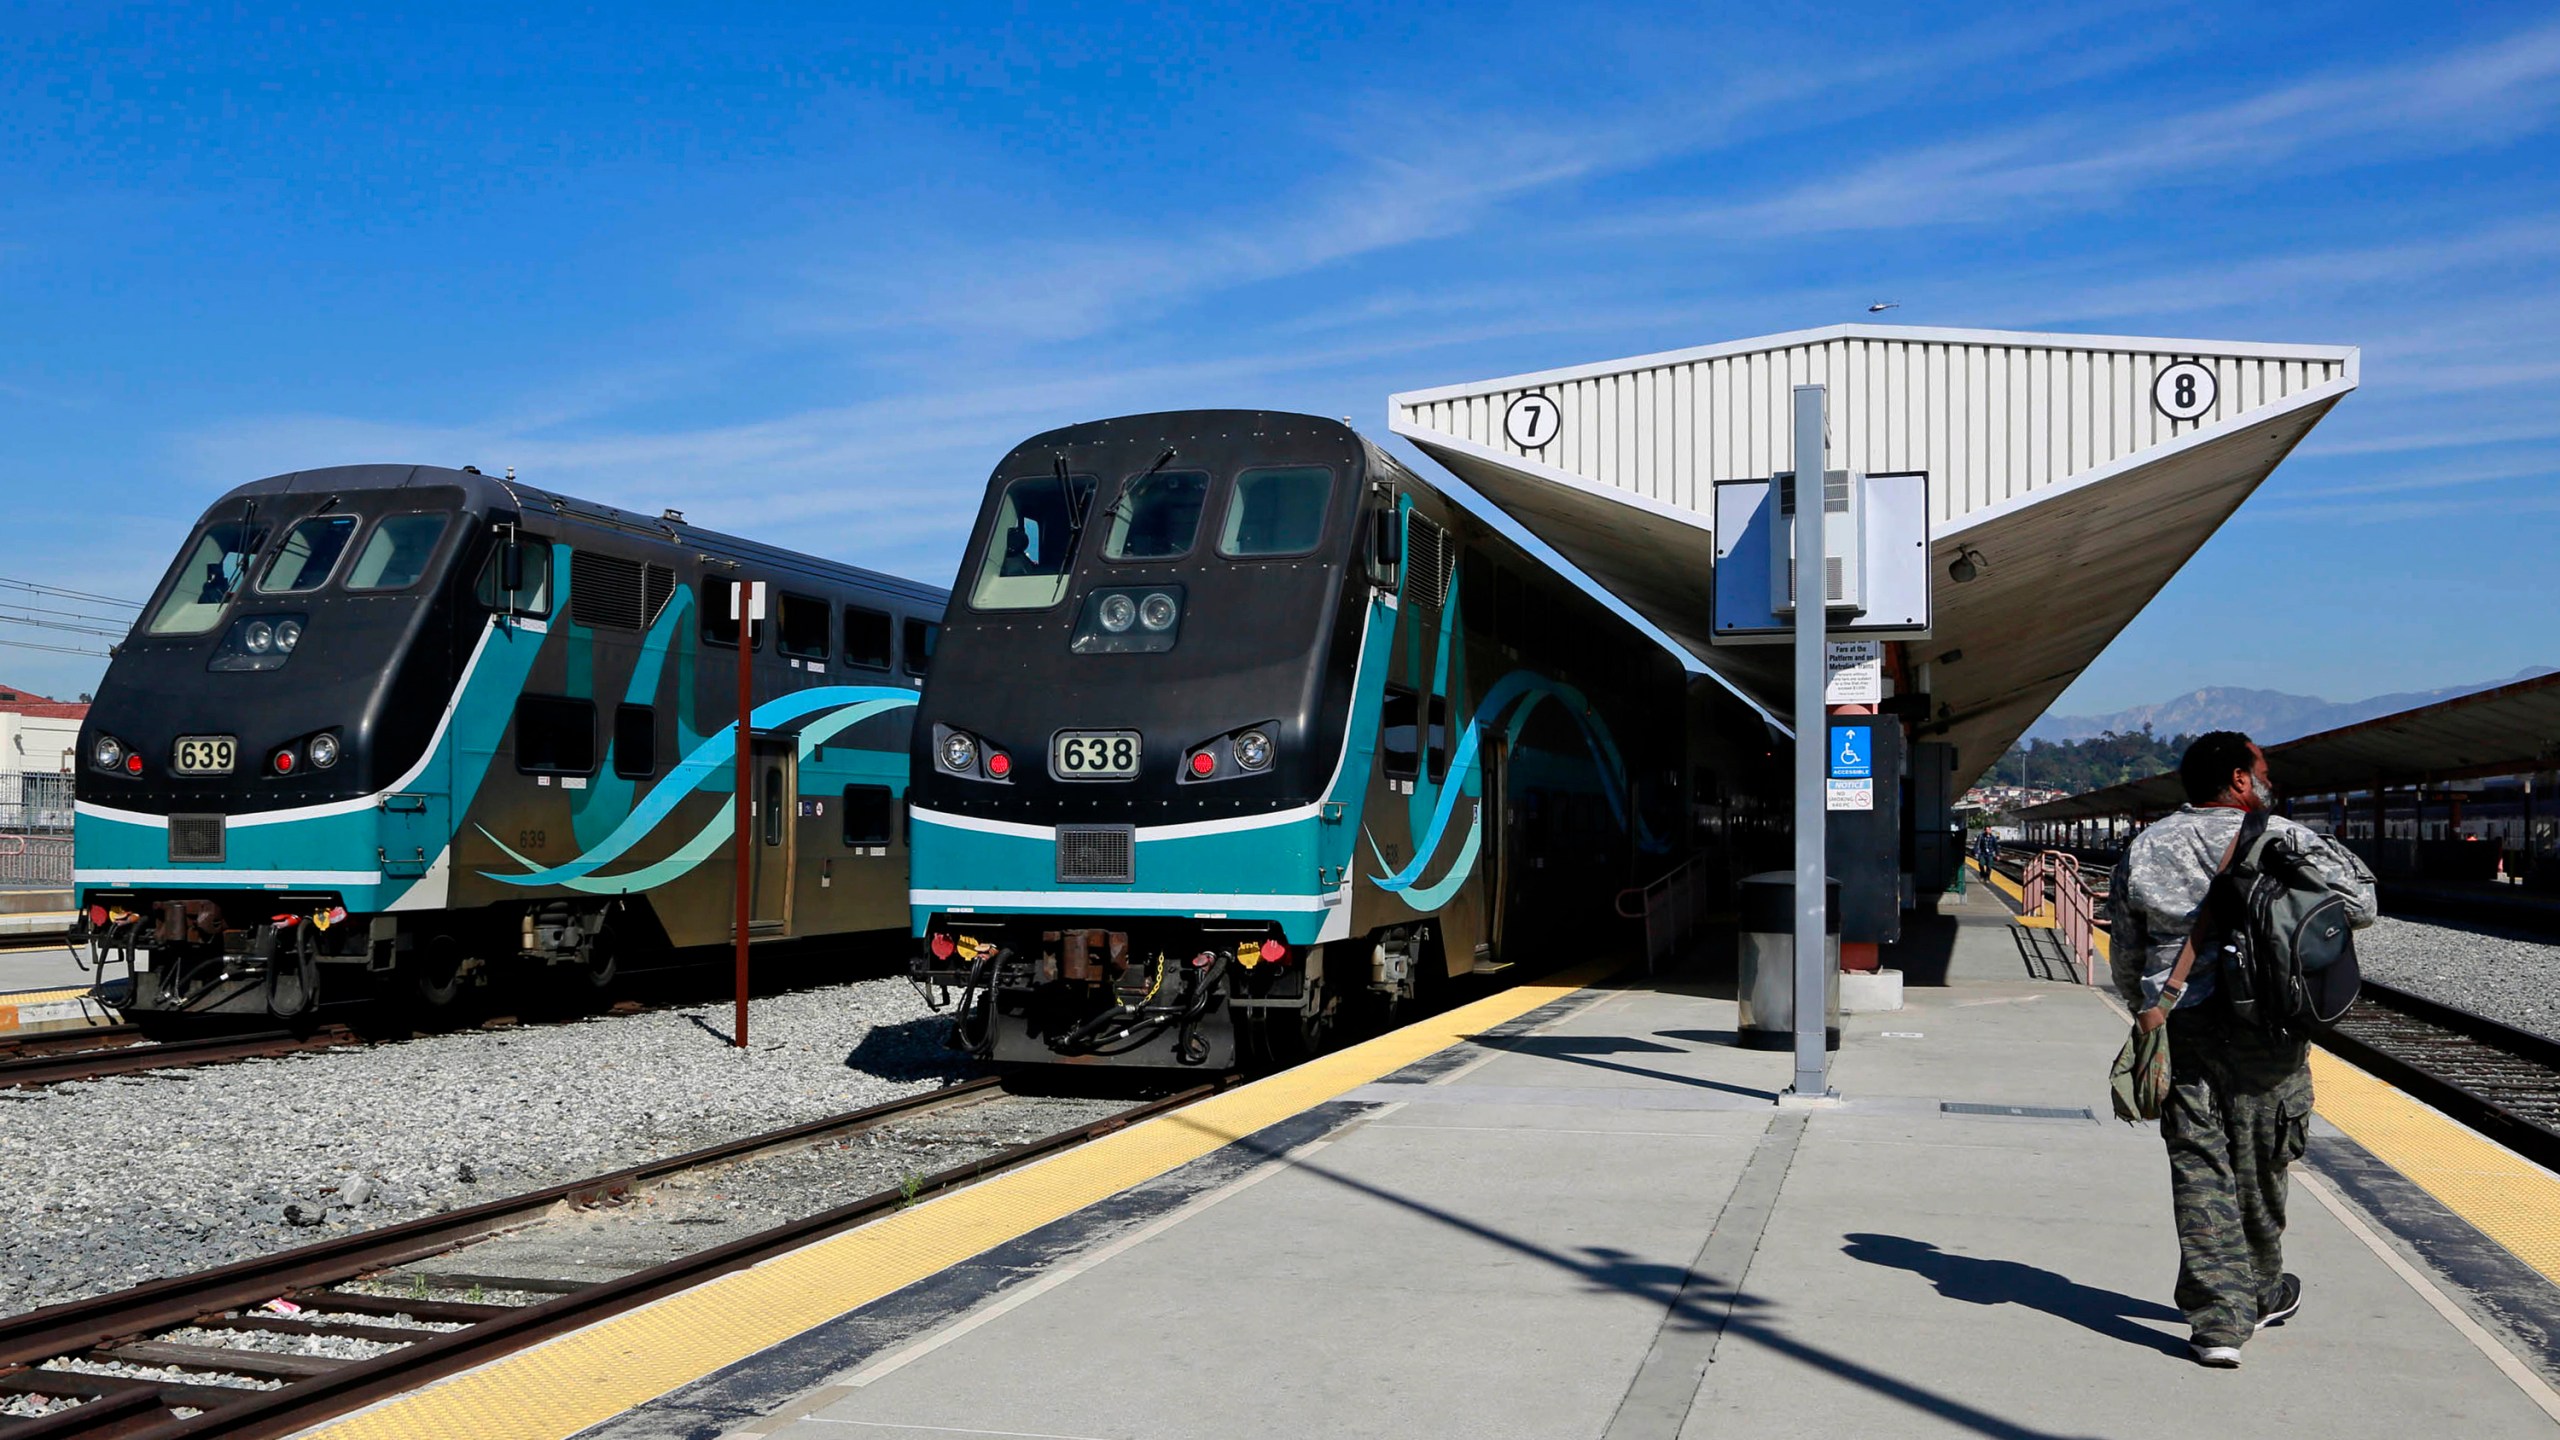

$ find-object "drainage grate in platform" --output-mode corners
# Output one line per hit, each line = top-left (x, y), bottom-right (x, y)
(1941, 1102), (2094, 1121)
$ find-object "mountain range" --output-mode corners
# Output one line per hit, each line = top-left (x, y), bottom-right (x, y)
(2023, 666), (2557, 747)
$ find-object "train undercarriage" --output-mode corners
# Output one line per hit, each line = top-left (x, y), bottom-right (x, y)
(74, 893), (628, 1035)
(912, 919), (1437, 1070)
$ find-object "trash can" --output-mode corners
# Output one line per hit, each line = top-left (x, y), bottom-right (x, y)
(1737, 871), (1841, 1051)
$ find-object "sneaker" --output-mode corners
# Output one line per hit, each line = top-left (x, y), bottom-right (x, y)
(2257, 1274), (2302, 1330)
(2191, 1342), (2244, 1368)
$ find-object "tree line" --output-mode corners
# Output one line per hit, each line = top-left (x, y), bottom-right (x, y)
(1991, 726), (2195, 796)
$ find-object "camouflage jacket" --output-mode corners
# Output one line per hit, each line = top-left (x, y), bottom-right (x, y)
(2107, 805), (2378, 1012)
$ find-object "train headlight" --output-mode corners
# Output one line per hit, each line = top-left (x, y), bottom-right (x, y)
(92, 735), (124, 772)
(1138, 592), (1177, 632)
(243, 620), (275, 654)
(1098, 593), (1136, 633)
(274, 619), (303, 652)
(1233, 729), (1274, 771)
(307, 732), (341, 769)
(940, 732), (977, 773)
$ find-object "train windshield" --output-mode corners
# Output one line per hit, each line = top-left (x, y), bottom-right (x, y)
(1102, 469), (1209, 560)
(256, 515), (359, 593)
(1219, 465), (1332, 557)
(143, 515), (270, 635)
(969, 472), (1096, 610)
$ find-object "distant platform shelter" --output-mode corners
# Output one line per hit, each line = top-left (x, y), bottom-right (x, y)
(1390, 325), (2357, 788)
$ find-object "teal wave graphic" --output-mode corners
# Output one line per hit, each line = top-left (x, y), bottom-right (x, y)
(1369, 667), (1657, 909)
(478, 685), (915, 890)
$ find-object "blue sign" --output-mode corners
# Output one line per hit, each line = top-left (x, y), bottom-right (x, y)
(1829, 724), (1873, 780)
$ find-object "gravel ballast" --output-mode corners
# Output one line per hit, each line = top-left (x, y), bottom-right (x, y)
(2353, 913), (2560, 1041)
(0, 979), (971, 1315)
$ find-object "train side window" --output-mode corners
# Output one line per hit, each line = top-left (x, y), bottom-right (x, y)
(777, 592), (830, 661)
(1381, 686), (1419, 781)
(1426, 695), (1451, 783)
(843, 605), (892, 670)
(613, 704), (657, 778)
(702, 575), (765, 650)
(762, 765), (783, 846)
(903, 618), (938, 676)
(475, 537), (553, 617)
(515, 695), (596, 775)
(256, 515), (358, 593)
(842, 785), (895, 846)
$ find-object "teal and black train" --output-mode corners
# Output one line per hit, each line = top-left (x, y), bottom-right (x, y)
(72, 465), (945, 1032)
(908, 412), (1784, 1069)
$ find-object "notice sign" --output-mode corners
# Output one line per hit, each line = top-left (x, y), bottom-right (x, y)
(1824, 640), (1883, 705)
(1826, 778), (1874, 812)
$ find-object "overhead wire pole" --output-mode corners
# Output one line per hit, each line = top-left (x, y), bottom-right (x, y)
(1790, 384), (1832, 1101)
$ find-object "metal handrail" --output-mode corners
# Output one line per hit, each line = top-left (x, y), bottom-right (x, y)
(2019, 849), (2099, 986)
(1619, 854), (1714, 976)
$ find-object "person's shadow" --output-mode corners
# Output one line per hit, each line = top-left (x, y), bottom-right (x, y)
(1844, 1233), (2187, 1356)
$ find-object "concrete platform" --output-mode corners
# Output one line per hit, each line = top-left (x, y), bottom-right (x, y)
(314, 900), (2560, 1440)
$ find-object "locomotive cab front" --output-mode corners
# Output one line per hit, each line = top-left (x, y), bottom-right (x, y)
(75, 467), (538, 1027)
(908, 413), (1423, 1068)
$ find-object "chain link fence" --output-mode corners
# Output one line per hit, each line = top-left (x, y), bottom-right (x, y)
(1, 772), (74, 889)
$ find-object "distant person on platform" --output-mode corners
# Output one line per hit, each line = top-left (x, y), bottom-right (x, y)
(2108, 731), (2377, 1368)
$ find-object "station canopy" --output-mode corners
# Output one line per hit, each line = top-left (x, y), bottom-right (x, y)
(2019, 670), (2560, 822)
(1389, 324), (2358, 789)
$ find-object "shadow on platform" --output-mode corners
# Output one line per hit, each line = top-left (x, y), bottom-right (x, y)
(1843, 1233), (2187, 1357)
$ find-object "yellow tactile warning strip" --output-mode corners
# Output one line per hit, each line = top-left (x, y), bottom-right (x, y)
(308, 959), (1622, 1440)
(1986, 868), (2056, 927)
(2309, 1048), (2560, 1286)
(0, 987), (109, 1033)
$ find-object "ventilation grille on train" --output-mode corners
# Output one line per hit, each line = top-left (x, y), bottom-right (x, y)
(1406, 515), (1454, 610)
(1055, 825), (1136, 885)
(569, 552), (676, 630)
(168, 814), (225, 864)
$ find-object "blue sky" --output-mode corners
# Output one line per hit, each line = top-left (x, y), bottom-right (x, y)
(4, 2), (2555, 717)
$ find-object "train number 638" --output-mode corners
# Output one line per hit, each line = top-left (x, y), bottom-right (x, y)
(1051, 730), (1140, 779)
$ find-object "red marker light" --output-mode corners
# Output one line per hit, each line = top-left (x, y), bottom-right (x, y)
(273, 748), (296, 775)
(986, 751), (1011, 779)
(124, 753), (143, 775)
(1190, 752), (1216, 777)
(1262, 939), (1287, 963)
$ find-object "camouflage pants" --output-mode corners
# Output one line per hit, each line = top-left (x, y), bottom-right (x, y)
(2161, 1008), (2312, 1346)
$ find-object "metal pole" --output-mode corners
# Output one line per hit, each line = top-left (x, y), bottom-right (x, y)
(1790, 384), (1829, 1100)
(734, 580), (755, 1049)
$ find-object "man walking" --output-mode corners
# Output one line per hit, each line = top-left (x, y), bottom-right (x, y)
(2108, 732), (2376, 1367)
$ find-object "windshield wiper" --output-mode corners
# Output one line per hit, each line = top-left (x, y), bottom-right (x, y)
(1097, 448), (1176, 531)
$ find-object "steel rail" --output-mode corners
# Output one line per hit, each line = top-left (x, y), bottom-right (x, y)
(0, 1024), (142, 1059)
(2315, 978), (2560, 1174)
(0, 1077), (1216, 1439)
(0, 1028), (359, 1090)
(0, 1075), (1007, 1364)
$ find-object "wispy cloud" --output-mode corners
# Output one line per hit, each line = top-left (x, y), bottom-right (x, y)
(1614, 17), (2560, 239)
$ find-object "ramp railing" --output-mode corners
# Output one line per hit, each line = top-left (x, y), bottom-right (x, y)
(2020, 850), (2100, 986)
(1618, 855), (1713, 976)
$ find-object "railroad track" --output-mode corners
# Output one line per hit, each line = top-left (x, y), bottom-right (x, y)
(0, 1028), (358, 1090)
(0, 1075), (1217, 1437)
(2317, 978), (2560, 1173)
(0, 1026), (141, 1061)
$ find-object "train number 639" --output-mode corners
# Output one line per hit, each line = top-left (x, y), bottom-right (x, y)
(1051, 730), (1140, 779)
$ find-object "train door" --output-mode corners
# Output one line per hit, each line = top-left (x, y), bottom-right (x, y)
(751, 740), (795, 933)
(1478, 737), (1509, 970)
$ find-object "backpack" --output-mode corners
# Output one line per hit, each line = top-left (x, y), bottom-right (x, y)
(2203, 811), (2362, 1034)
